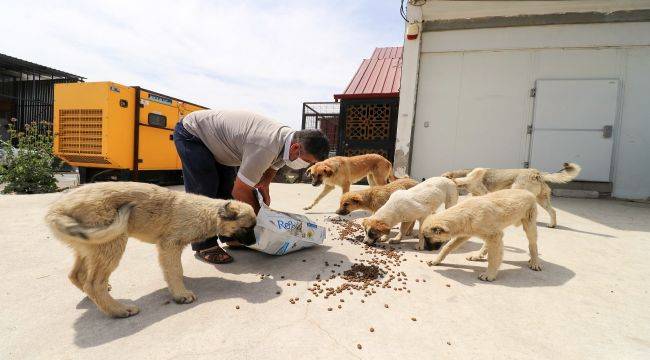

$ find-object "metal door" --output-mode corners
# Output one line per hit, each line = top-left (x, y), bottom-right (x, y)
(529, 79), (619, 181)
(338, 99), (398, 161)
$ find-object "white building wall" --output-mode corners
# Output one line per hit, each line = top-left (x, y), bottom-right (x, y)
(421, 0), (650, 21)
(406, 22), (650, 200)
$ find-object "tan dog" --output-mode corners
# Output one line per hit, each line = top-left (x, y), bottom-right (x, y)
(45, 182), (256, 318)
(304, 154), (400, 210)
(362, 177), (458, 246)
(421, 189), (541, 282)
(443, 162), (581, 227)
(336, 178), (419, 215)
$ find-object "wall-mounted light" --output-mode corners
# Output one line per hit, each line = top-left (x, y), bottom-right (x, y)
(406, 22), (419, 40)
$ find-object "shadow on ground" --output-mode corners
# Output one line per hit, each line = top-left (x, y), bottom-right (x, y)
(432, 259), (575, 288)
(553, 197), (650, 232)
(73, 245), (352, 348)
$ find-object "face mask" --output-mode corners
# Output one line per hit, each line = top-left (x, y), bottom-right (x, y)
(287, 146), (310, 169)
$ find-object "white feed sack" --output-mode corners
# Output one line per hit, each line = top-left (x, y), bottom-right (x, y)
(248, 191), (326, 255)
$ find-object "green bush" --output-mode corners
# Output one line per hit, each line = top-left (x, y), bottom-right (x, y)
(0, 121), (58, 194)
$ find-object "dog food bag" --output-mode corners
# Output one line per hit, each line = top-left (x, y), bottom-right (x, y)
(248, 191), (326, 255)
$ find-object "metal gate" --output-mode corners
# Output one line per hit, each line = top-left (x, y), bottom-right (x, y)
(302, 102), (340, 156)
(338, 99), (398, 161)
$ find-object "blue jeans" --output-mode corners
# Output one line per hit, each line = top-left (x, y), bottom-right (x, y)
(173, 121), (237, 251)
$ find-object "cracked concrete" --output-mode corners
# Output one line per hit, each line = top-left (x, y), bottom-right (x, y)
(1, 183), (650, 359)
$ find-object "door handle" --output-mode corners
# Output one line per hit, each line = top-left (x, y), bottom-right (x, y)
(603, 125), (613, 138)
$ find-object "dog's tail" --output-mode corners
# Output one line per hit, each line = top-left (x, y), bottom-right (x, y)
(388, 164), (409, 182)
(441, 169), (472, 179)
(542, 163), (581, 184)
(452, 168), (487, 187)
(46, 203), (134, 244)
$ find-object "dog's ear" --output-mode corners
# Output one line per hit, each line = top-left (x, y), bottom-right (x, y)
(305, 165), (313, 176)
(323, 165), (334, 177)
(218, 201), (238, 221)
(375, 220), (391, 233)
(350, 194), (362, 204)
(431, 225), (449, 235)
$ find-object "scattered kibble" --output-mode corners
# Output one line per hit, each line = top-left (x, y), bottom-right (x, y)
(369, 327), (375, 332)
(384, 304), (389, 309)
(411, 317), (417, 321)
(357, 344), (362, 350)
(328, 307), (332, 311)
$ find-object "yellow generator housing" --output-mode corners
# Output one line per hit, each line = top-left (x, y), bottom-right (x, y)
(53, 82), (206, 183)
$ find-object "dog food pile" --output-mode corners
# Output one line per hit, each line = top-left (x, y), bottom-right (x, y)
(276, 217), (436, 350)
(327, 216), (365, 243)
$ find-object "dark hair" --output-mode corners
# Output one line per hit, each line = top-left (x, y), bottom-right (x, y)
(294, 129), (330, 161)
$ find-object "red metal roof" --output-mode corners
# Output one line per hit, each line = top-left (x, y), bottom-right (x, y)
(334, 46), (403, 100)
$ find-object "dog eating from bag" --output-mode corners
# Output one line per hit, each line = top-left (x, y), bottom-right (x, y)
(46, 182), (256, 318)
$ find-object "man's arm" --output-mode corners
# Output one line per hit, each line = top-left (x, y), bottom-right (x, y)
(232, 177), (260, 213)
(256, 167), (277, 206)
(258, 167), (277, 188)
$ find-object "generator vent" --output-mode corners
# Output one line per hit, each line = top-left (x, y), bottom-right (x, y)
(58, 109), (104, 162)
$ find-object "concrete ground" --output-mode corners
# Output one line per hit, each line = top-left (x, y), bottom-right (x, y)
(1, 182), (649, 359)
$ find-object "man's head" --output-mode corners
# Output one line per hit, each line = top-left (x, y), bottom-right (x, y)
(288, 129), (330, 168)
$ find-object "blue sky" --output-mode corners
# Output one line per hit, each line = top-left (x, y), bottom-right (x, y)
(1, 0), (405, 129)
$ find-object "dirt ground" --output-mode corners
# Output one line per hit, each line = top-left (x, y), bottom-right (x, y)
(1, 182), (649, 359)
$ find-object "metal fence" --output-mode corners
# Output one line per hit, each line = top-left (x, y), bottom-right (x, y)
(1, 53), (83, 138)
(302, 102), (340, 155)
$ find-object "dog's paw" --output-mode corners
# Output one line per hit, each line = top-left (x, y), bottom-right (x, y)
(415, 243), (426, 251)
(303, 205), (313, 210)
(478, 272), (496, 282)
(110, 304), (140, 318)
(466, 254), (485, 262)
(107, 283), (112, 292)
(528, 258), (543, 271)
(429, 259), (442, 266)
(547, 223), (556, 228)
(173, 290), (197, 304)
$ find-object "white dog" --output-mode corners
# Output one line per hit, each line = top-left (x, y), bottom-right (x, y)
(362, 177), (458, 248)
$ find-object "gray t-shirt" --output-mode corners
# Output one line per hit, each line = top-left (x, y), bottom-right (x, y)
(182, 109), (293, 186)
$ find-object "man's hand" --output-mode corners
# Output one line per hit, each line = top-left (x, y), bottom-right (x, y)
(256, 185), (270, 206)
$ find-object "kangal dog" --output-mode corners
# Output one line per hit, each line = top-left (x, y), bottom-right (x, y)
(304, 154), (402, 210)
(45, 182), (256, 318)
(336, 178), (419, 215)
(442, 162), (581, 228)
(421, 189), (542, 282)
(362, 177), (458, 247)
